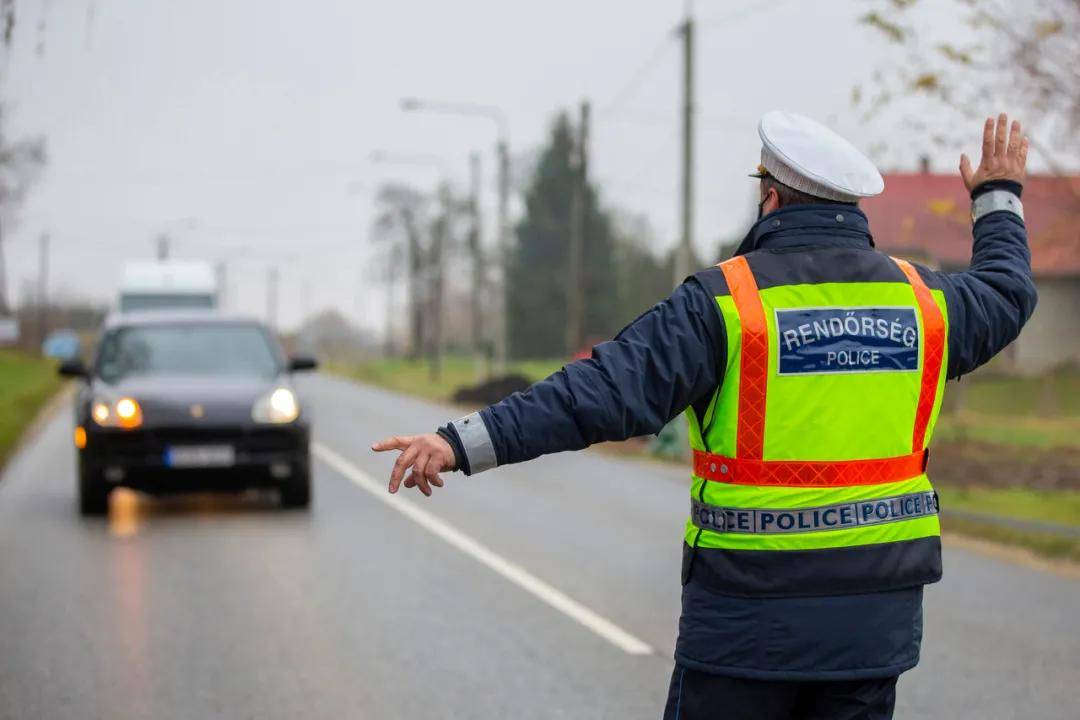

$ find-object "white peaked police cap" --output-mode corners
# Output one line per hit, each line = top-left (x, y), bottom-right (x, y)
(752, 111), (884, 202)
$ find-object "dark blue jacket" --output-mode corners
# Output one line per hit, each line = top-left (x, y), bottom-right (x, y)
(440, 184), (1036, 679)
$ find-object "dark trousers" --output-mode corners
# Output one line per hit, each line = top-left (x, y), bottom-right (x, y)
(663, 666), (897, 720)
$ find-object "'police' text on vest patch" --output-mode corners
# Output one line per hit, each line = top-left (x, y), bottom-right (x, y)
(775, 307), (920, 374)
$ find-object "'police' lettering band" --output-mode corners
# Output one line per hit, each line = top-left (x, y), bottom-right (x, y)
(691, 491), (939, 535)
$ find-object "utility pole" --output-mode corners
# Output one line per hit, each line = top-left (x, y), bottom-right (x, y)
(494, 140), (510, 374)
(156, 234), (170, 261)
(566, 99), (590, 356)
(674, 9), (695, 286)
(37, 233), (49, 346)
(266, 267), (279, 330)
(468, 151), (487, 381)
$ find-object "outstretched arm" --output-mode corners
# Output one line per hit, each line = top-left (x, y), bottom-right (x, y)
(929, 114), (1038, 378)
(372, 279), (726, 495)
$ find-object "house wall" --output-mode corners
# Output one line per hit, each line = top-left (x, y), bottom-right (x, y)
(1009, 277), (1080, 374)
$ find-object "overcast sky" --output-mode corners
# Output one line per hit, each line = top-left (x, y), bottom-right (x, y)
(2, 0), (972, 334)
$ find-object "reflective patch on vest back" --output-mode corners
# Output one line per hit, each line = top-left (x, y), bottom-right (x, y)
(691, 490), (939, 534)
(775, 307), (920, 375)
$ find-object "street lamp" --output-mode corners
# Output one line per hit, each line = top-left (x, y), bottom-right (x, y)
(400, 97), (511, 374)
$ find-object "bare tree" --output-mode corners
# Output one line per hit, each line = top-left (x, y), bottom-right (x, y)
(2, 0), (15, 49)
(0, 104), (46, 315)
(1, 0), (49, 315)
(855, 0), (1080, 175)
(372, 183), (431, 359)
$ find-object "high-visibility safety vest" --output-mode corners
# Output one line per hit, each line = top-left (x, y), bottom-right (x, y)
(684, 250), (948, 598)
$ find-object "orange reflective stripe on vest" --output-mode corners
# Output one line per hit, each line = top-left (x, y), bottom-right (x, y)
(701, 255), (945, 487)
(692, 448), (928, 487)
(718, 256), (768, 459)
(892, 257), (946, 452)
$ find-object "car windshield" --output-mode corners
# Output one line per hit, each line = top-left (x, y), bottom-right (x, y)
(97, 323), (280, 383)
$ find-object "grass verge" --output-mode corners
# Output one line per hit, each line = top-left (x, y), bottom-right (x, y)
(936, 486), (1080, 528)
(936, 486), (1080, 563)
(0, 350), (63, 469)
(934, 411), (1080, 450)
(936, 371), (1080, 450)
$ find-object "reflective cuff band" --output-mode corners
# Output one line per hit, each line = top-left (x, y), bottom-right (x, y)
(972, 190), (1023, 222)
(691, 491), (939, 535)
(450, 412), (498, 474)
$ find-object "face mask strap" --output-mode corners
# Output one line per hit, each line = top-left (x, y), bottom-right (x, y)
(757, 187), (774, 220)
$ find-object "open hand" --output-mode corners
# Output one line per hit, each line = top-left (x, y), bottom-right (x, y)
(371, 433), (456, 497)
(959, 113), (1028, 192)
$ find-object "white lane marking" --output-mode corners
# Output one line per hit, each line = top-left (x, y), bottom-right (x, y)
(313, 442), (654, 656)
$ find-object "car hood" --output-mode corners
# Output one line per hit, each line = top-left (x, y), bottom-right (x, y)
(92, 374), (289, 426)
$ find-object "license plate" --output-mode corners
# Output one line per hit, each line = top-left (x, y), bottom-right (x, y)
(164, 445), (236, 468)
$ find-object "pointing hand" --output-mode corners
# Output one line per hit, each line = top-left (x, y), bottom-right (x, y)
(371, 433), (456, 497)
(959, 113), (1028, 192)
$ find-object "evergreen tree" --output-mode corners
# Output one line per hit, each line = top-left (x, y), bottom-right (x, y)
(508, 113), (619, 358)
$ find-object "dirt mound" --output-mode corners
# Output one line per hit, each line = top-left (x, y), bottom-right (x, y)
(452, 374), (532, 405)
(929, 442), (1080, 490)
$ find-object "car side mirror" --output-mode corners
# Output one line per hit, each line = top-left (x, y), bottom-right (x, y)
(288, 355), (318, 372)
(58, 358), (88, 378)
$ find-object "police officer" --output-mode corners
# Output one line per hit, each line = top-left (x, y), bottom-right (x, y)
(373, 112), (1036, 719)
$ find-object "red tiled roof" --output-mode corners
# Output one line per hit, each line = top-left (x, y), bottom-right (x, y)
(862, 174), (1080, 277)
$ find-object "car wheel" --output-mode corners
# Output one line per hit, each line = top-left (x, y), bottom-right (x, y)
(78, 465), (110, 516)
(280, 462), (311, 509)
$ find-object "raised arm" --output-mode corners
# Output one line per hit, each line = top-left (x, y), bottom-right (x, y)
(372, 279), (726, 495)
(928, 114), (1038, 378)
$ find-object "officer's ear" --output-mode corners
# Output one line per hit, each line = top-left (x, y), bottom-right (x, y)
(762, 186), (781, 215)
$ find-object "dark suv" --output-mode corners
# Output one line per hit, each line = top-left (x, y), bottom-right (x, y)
(60, 312), (317, 514)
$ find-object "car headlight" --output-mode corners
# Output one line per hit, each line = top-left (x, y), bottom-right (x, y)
(90, 396), (143, 429)
(252, 387), (300, 424)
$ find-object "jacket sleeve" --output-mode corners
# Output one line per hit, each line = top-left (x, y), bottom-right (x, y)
(923, 182), (1038, 379)
(439, 278), (726, 474)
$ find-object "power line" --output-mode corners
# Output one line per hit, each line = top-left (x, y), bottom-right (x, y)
(697, 0), (795, 30)
(598, 30), (678, 118)
(598, 1), (783, 122)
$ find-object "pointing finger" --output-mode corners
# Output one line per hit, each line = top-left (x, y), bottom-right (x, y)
(372, 436), (414, 452)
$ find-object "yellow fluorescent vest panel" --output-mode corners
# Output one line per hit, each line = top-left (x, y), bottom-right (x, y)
(684, 281), (949, 551)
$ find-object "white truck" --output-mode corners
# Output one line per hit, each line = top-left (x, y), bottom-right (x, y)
(119, 261), (218, 313)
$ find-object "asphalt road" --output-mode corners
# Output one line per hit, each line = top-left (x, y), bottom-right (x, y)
(1, 373), (1077, 719)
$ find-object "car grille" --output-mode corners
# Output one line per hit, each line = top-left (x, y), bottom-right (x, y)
(92, 426), (303, 459)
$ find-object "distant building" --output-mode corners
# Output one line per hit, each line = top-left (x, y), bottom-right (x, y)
(863, 165), (1080, 374)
